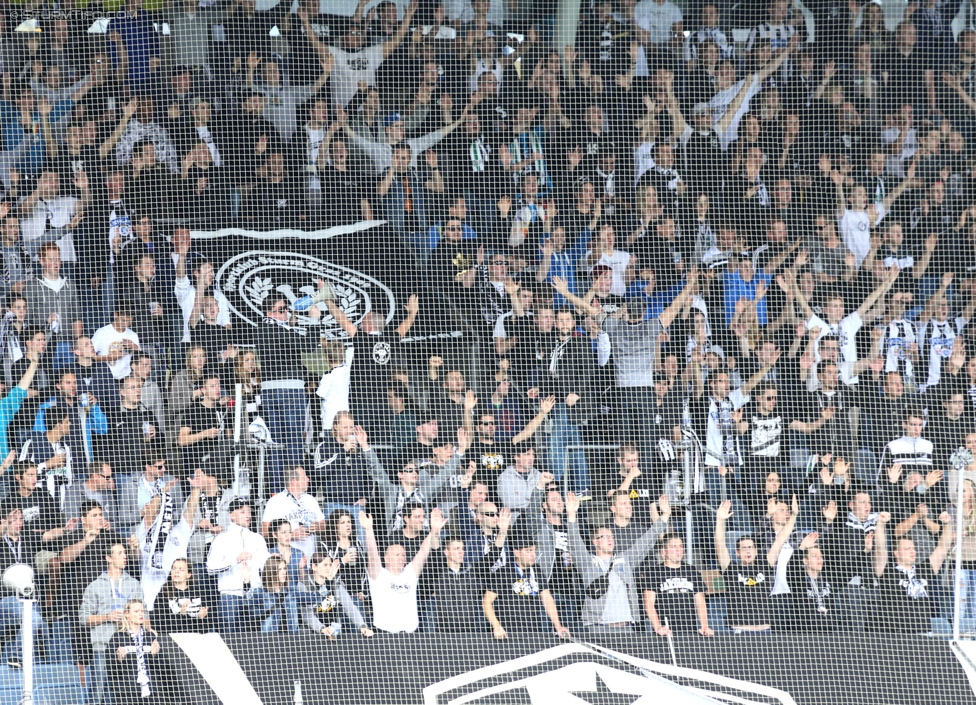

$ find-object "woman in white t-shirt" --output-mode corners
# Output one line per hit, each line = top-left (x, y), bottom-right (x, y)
(831, 158), (915, 269)
(584, 224), (634, 297)
(360, 508), (448, 634)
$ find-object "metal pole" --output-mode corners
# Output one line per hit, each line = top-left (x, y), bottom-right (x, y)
(555, 0), (582, 57)
(233, 384), (244, 498)
(20, 598), (32, 705)
(954, 467), (966, 642)
(682, 441), (694, 567)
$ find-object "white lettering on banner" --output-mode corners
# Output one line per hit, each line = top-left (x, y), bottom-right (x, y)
(215, 249), (396, 337)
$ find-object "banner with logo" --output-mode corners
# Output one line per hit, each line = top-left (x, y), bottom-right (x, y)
(191, 222), (465, 346)
(165, 633), (976, 705)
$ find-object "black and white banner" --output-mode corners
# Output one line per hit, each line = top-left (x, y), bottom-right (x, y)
(191, 222), (464, 345)
(165, 633), (976, 705)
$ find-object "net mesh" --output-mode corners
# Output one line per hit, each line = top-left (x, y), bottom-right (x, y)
(0, 0), (974, 702)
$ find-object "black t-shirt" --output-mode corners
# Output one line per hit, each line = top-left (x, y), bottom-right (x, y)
(57, 530), (118, 612)
(0, 490), (63, 544)
(320, 166), (366, 226)
(179, 402), (226, 472)
(617, 474), (658, 526)
(640, 564), (706, 634)
(350, 332), (403, 413)
(399, 441), (437, 468)
(722, 562), (772, 628)
(154, 581), (212, 633)
(488, 562), (549, 634)
(876, 561), (938, 634)
(785, 553), (837, 632)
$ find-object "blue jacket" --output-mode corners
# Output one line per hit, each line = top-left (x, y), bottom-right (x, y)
(0, 387), (25, 458)
(34, 395), (108, 464)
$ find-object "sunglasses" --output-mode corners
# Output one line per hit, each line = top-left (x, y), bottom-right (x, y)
(479, 510), (498, 517)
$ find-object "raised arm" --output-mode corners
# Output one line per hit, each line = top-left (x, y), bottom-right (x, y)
(551, 277), (601, 318)
(359, 512), (382, 581)
(659, 267), (699, 329)
(930, 511), (954, 574)
(664, 76), (689, 136)
(511, 396), (556, 444)
(395, 294), (419, 338)
(409, 508), (448, 576)
(881, 160), (915, 214)
(382, 0), (419, 60)
(355, 427), (394, 492)
(741, 348), (780, 396)
(756, 35), (798, 83)
(714, 500), (733, 571)
(873, 510), (889, 577)
(856, 264), (900, 319)
(767, 494), (799, 567)
(325, 299), (358, 338)
(16, 357), (39, 391)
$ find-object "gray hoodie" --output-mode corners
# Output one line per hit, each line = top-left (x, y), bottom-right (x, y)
(79, 571), (144, 651)
(364, 449), (460, 535)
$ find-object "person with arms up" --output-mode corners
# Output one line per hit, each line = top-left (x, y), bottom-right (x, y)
(360, 508), (447, 634)
(555, 268), (698, 467)
(251, 283), (327, 494)
(566, 491), (671, 632)
(429, 507), (512, 634)
(356, 425), (470, 535)
(714, 500), (773, 633)
(482, 524), (571, 640)
(873, 507), (953, 633)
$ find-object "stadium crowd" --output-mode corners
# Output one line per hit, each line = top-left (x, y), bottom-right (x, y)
(0, 0), (975, 700)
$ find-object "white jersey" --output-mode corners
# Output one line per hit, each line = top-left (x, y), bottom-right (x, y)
(807, 312), (862, 385)
(369, 565), (419, 633)
(261, 490), (324, 558)
(839, 205), (885, 269)
(918, 318), (959, 389)
(883, 318), (918, 381)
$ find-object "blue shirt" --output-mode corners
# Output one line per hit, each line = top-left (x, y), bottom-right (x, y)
(722, 270), (772, 327)
(538, 229), (591, 310)
(0, 100), (73, 175)
(0, 386), (26, 458)
(107, 11), (160, 87)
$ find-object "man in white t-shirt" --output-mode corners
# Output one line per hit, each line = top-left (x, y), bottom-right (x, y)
(361, 507), (448, 633)
(18, 170), (85, 267)
(790, 262), (899, 385)
(91, 305), (141, 380)
(634, 0), (682, 46)
(137, 472), (201, 610)
(313, 0), (417, 106)
(260, 465), (325, 558)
